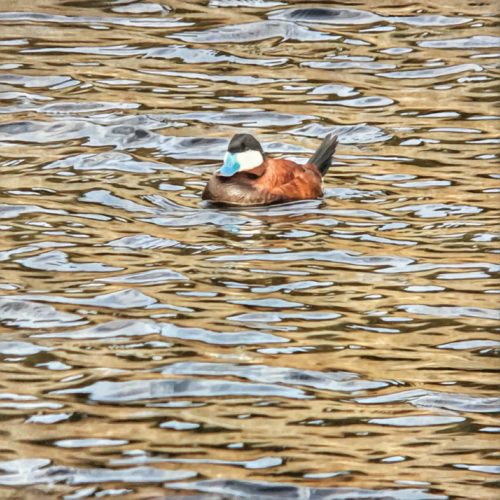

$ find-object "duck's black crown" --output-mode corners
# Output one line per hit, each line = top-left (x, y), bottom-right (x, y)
(228, 134), (263, 154)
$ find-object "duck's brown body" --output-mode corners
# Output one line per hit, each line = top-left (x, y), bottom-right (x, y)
(202, 158), (323, 206)
(202, 134), (338, 206)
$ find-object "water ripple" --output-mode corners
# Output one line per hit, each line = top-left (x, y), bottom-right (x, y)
(0, 297), (85, 328)
(418, 36), (500, 49)
(142, 68), (298, 85)
(369, 416), (465, 427)
(210, 249), (415, 272)
(0, 459), (195, 486)
(99, 268), (187, 285)
(378, 63), (483, 79)
(269, 8), (471, 27)
(167, 479), (447, 499)
(355, 390), (500, 413)
(34, 319), (161, 340)
(0, 340), (51, 356)
(15, 289), (161, 310)
(397, 304), (500, 321)
(53, 378), (309, 402)
(16, 250), (123, 273)
(160, 324), (287, 345)
(0, 11), (191, 28)
(171, 21), (339, 43)
(160, 362), (389, 393)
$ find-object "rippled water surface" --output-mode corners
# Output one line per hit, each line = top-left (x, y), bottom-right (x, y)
(0, 0), (499, 498)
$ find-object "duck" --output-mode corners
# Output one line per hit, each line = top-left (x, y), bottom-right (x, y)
(202, 133), (338, 206)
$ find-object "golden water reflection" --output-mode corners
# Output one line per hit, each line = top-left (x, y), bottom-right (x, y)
(0, 1), (499, 498)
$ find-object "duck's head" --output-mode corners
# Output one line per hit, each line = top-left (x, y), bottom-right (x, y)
(218, 133), (264, 177)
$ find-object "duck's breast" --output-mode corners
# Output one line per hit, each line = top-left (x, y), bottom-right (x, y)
(202, 173), (264, 205)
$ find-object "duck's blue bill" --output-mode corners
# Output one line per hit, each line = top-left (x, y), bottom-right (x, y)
(218, 153), (240, 176)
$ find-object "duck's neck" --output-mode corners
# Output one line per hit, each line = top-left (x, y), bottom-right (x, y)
(244, 161), (266, 177)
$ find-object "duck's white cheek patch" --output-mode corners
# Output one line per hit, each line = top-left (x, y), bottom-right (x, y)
(236, 150), (264, 171)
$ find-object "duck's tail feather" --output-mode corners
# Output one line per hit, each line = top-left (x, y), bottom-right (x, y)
(309, 134), (338, 176)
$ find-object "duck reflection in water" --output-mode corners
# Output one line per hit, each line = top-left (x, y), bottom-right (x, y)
(202, 133), (338, 206)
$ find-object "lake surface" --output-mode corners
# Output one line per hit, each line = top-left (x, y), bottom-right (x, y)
(0, 1), (499, 498)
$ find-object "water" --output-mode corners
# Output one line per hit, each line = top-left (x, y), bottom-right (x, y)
(0, 1), (499, 498)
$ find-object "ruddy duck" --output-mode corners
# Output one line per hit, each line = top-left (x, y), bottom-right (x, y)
(202, 133), (338, 206)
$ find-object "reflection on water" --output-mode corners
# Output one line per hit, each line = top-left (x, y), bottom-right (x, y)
(0, 0), (499, 498)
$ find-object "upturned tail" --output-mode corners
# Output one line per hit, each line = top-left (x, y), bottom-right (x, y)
(309, 134), (338, 176)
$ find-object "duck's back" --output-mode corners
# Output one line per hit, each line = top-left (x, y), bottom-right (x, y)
(256, 158), (323, 201)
